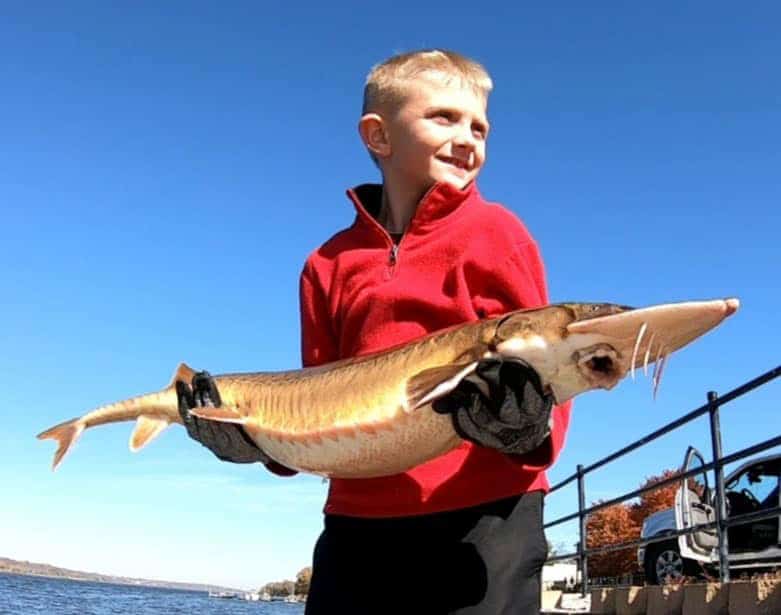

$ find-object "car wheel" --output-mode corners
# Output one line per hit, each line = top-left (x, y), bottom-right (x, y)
(644, 540), (691, 585)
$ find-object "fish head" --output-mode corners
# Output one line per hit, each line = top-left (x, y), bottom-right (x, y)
(491, 298), (739, 403)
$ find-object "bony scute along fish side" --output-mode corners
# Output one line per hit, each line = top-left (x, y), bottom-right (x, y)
(38, 298), (739, 479)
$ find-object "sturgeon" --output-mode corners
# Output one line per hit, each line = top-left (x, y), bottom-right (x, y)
(38, 298), (738, 478)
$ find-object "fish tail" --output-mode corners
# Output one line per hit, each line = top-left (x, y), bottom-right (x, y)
(36, 418), (86, 471)
(37, 362), (195, 471)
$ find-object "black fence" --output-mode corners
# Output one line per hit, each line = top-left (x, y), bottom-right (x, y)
(544, 364), (781, 594)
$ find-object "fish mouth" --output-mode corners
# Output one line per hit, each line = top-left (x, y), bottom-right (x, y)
(573, 344), (623, 389)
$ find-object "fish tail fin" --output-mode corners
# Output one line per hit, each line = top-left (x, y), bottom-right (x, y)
(36, 418), (86, 471)
(37, 361), (197, 471)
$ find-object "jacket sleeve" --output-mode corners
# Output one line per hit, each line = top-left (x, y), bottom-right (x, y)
(299, 259), (340, 368)
(471, 238), (573, 473)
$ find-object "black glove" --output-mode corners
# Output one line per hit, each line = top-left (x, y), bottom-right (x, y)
(176, 371), (297, 476)
(432, 358), (553, 456)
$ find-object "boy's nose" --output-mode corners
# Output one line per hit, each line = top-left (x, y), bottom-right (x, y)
(452, 126), (476, 148)
(453, 123), (482, 153)
(452, 134), (476, 157)
(452, 136), (476, 164)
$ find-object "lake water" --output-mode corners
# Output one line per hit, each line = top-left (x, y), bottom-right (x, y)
(0, 573), (306, 615)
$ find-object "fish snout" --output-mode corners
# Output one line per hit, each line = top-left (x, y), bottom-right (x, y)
(725, 297), (740, 316)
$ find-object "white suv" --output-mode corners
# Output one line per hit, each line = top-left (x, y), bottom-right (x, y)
(638, 447), (780, 585)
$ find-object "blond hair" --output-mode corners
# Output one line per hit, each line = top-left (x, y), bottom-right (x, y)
(362, 49), (493, 115)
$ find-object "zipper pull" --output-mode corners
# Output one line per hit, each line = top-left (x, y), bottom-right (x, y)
(389, 244), (399, 266)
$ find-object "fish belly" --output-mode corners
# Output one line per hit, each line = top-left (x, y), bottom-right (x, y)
(249, 406), (460, 478)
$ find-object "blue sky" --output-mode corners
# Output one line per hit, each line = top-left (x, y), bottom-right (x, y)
(1, 2), (779, 590)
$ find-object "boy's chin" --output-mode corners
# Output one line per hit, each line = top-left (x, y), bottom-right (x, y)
(433, 173), (473, 191)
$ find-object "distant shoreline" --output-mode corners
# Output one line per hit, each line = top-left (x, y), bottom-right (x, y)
(0, 557), (240, 594)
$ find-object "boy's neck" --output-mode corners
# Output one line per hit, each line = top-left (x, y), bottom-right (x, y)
(378, 181), (429, 234)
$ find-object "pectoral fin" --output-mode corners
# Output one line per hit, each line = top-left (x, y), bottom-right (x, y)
(406, 362), (478, 410)
(130, 415), (172, 452)
(188, 406), (246, 424)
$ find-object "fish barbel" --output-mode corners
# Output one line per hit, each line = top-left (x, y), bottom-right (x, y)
(38, 298), (739, 478)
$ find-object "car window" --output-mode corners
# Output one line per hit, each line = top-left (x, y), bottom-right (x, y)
(685, 452), (708, 500)
(729, 470), (779, 509)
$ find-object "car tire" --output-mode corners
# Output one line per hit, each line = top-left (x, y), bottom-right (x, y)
(644, 540), (696, 585)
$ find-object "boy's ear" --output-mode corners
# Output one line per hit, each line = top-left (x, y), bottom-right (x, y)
(358, 113), (391, 159)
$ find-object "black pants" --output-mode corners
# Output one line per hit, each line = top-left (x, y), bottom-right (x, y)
(305, 491), (547, 615)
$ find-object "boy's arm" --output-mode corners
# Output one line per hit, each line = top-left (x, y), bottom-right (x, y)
(501, 240), (572, 471)
(299, 260), (340, 367)
(437, 239), (572, 472)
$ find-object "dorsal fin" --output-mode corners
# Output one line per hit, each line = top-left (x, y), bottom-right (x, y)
(406, 362), (478, 410)
(168, 362), (196, 388)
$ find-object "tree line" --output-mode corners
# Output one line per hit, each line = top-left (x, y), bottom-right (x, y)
(260, 566), (312, 597)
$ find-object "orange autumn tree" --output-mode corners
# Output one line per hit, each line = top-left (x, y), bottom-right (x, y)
(586, 501), (640, 577)
(586, 469), (680, 578)
(632, 469), (681, 525)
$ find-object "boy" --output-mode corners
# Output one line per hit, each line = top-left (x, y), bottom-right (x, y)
(178, 50), (572, 614)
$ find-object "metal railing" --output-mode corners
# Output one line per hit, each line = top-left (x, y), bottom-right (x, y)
(544, 364), (781, 593)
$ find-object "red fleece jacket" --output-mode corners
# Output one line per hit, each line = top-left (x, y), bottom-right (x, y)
(299, 181), (572, 518)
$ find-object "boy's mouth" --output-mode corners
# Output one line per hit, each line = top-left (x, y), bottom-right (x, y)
(437, 156), (470, 172)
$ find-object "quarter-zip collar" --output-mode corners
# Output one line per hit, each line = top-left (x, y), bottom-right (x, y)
(346, 180), (479, 240)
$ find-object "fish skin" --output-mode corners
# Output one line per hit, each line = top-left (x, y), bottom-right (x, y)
(37, 298), (739, 478)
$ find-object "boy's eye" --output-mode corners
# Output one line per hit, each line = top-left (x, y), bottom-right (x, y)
(428, 109), (489, 139)
(432, 111), (456, 123)
(472, 123), (487, 139)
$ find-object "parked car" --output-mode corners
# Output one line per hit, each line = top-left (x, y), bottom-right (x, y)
(638, 447), (780, 584)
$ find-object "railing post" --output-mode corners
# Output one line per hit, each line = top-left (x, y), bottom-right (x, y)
(707, 390), (730, 583)
(577, 463), (588, 596)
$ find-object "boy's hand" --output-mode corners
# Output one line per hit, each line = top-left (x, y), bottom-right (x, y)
(432, 359), (553, 456)
(176, 371), (297, 476)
